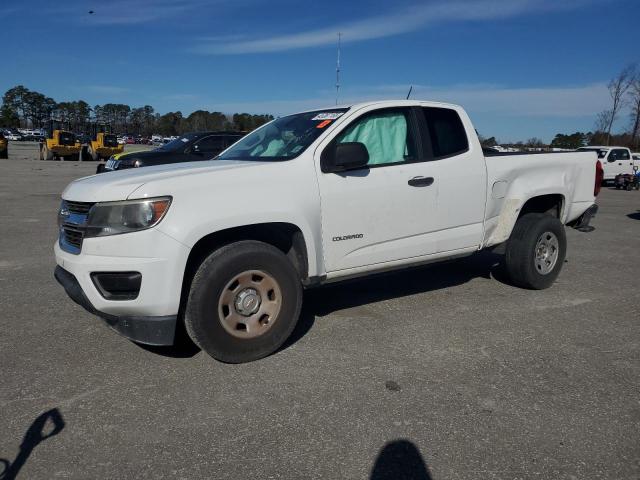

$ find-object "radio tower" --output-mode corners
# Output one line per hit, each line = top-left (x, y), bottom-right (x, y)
(335, 32), (342, 105)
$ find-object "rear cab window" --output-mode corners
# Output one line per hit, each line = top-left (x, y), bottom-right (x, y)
(420, 107), (469, 159)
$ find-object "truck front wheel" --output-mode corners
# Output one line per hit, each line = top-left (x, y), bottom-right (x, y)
(505, 213), (567, 290)
(184, 240), (303, 363)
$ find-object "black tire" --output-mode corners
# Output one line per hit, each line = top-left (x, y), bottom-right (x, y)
(184, 240), (302, 363)
(505, 213), (567, 290)
(42, 145), (53, 161)
(0, 148), (7, 159)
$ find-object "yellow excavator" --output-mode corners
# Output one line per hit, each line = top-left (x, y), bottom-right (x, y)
(0, 131), (8, 159)
(40, 120), (82, 161)
(85, 123), (123, 161)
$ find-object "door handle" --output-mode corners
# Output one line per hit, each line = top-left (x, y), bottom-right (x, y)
(408, 176), (434, 187)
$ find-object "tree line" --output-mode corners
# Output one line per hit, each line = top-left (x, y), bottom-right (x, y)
(0, 85), (274, 135)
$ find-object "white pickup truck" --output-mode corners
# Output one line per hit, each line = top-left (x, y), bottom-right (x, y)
(54, 100), (602, 363)
(576, 146), (635, 180)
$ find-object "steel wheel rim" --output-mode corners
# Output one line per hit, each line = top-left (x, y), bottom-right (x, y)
(217, 269), (282, 339)
(534, 231), (559, 275)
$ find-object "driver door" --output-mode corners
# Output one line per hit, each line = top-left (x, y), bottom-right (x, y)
(315, 107), (439, 273)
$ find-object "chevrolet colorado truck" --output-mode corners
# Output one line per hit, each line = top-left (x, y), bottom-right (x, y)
(54, 100), (602, 363)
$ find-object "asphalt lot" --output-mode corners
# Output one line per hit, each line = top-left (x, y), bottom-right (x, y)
(1, 141), (639, 479)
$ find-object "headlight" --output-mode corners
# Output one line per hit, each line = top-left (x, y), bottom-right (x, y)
(119, 157), (142, 168)
(84, 197), (172, 237)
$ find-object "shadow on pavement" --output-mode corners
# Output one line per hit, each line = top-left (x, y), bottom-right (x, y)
(281, 250), (507, 351)
(0, 408), (65, 480)
(627, 210), (640, 220)
(370, 439), (433, 480)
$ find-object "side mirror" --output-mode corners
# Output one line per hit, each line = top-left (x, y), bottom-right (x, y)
(634, 165), (639, 172)
(191, 144), (203, 155)
(322, 142), (369, 173)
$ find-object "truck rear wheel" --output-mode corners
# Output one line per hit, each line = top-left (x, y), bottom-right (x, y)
(184, 240), (302, 363)
(505, 213), (567, 290)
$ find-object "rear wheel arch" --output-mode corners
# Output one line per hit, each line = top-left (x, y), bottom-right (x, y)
(518, 193), (565, 220)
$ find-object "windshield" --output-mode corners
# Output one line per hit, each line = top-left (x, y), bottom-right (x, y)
(157, 133), (200, 152)
(217, 109), (348, 161)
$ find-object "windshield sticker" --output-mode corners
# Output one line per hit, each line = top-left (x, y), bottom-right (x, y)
(312, 112), (344, 121)
(316, 120), (332, 129)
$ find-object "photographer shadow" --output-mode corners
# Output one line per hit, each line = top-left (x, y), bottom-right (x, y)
(0, 408), (65, 480)
(370, 439), (433, 480)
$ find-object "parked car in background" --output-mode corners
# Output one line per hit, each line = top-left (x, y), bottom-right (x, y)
(57, 100), (601, 363)
(97, 131), (244, 173)
(576, 146), (635, 181)
(19, 130), (44, 142)
(2, 129), (22, 141)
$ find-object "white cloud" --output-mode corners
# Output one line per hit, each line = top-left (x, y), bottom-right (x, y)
(192, 0), (601, 54)
(202, 83), (610, 118)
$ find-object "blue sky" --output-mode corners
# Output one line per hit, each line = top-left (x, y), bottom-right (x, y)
(1, 0), (638, 142)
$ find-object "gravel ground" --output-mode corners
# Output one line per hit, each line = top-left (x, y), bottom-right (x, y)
(1, 141), (639, 479)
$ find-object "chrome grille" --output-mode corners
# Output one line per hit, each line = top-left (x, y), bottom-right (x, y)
(62, 225), (83, 249)
(59, 200), (94, 254)
(65, 200), (94, 215)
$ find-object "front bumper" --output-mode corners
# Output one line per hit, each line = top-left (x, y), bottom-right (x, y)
(54, 266), (176, 345)
(54, 227), (190, 345)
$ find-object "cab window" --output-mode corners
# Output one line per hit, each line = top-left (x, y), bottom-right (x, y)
(617, 149), (630, 160)
(421, 107), (469, 159)
(335, 108), (417, 166)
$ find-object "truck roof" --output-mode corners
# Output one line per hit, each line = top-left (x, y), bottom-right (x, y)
(293, 99), (463, 116)
(581, 146), (630, 150)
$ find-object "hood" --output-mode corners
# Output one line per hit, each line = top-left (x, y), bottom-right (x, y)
(111, 149), (166, 161)
(62, 160), (266, 202)
(122, 149), (173, 158)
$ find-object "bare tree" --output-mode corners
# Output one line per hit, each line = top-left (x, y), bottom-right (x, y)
(602, 65), (635, 145)
(629, 73), (640, 150)
(595, 110), (612, 132)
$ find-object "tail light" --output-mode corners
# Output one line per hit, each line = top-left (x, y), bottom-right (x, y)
(594, 160), (604, 196)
